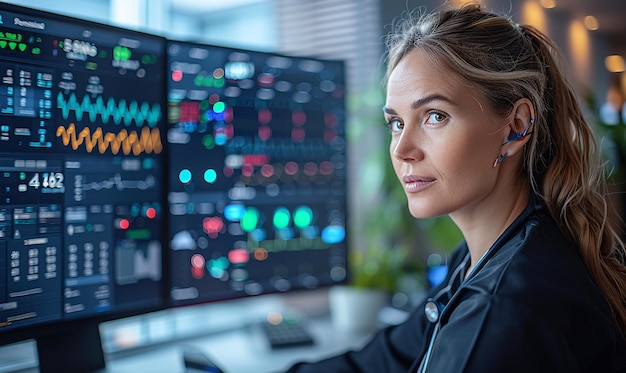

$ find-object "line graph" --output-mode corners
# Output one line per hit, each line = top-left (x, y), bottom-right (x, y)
(56, 123), (162, 155)
(81, 173), (156, 192)
(57, 93), (162, 127)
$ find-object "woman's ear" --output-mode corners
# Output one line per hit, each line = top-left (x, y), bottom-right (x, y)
(501, 98), (535, 157)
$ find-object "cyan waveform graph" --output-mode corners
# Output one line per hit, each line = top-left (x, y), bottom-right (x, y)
(56, 123), (162, 155)
(57, 93), (161, 127)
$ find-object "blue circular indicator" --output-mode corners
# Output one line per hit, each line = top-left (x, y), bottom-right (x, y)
(277, 228), (294, 240)
(321, 225), (345, 244)
(250, 228), (266, 242)
(204, 169), (217, 183)
(215, 133), (227, 146)
(301, 226), (319, 239)
(224, 204), (246, 221)
(179, 169), (192, 184)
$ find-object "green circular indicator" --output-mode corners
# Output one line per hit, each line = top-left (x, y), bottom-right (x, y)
(204, 169), (217, 183)
(113, 45), (131, 61)
(213, 101), (226, 114)
(273, 207), (291, 229)
(241, 207), (260, 232)
(179, 169), (192, 184)
(294, 206), (313, 229)
(202, 135), (215, 150)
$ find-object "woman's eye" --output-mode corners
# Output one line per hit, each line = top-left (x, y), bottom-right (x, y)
(425, 111), (447, 125)
(388, 119), (403, 132)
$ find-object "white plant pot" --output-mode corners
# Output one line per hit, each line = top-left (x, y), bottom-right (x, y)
(328, 285), (389, 334)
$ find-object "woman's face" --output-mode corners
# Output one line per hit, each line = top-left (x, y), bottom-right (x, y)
(384, 50), (508, 219)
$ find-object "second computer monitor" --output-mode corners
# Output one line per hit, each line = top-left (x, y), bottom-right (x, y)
(166, 41), (348, 306)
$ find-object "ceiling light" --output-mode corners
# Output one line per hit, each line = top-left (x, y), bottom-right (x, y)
(584, 15), (599, 31)
(539, 0), (556, 9)
(605, 55), (626, 73)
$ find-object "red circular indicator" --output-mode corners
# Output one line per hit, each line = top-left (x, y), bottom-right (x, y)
(203, 217), (225, 238)
(172, 70), (183, 82)
(119, 219), (130, 230)
(145, 207), (157, 219)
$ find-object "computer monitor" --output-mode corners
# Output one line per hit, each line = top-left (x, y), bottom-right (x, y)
(0, 3), (167, 372)
(166, 41), (348, 308)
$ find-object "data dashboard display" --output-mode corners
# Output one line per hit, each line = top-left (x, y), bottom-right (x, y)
(167, 42), (348, 306)
(0, 4), (165, 334)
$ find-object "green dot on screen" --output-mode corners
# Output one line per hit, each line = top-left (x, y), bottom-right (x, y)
(273, 207), (291, 229)
(204, 169), (217, 183)
(202, 135), (215, 149)
(179, 169), (192, 183)
(213, 101), (226, 113)
(294, 206), (313, 228)
(241, 207), (260, 232)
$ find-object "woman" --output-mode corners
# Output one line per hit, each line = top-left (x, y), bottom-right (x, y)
(288, 3), (626, 372)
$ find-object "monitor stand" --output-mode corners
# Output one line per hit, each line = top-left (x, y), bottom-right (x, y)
(37, 322), (105, 373)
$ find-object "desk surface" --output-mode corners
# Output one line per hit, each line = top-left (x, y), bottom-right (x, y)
(102, 317), (374, 373)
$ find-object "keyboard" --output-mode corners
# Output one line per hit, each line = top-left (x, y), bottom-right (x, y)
(260, 319), (315, 349)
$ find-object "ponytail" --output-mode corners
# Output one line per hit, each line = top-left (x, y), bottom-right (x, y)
(523, 25), (626, 335)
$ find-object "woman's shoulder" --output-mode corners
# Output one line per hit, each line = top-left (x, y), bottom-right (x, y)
(468, 206), (614, 323)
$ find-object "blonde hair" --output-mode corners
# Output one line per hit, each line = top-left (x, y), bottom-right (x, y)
(385, 3), (626, 334)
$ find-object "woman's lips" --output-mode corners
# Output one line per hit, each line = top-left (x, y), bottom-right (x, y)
(402, 175), (436, 193)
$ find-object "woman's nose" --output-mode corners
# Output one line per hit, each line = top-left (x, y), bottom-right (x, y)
(392, 130), (422, 162)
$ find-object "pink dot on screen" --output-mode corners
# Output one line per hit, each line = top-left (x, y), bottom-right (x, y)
(319, 161), (334, 175)
(304, 162), (318, 176)
(292, 110), (306, 126)
(172, 70), (183, 82)
(285, 162), (298, 176)
(324, 129), (336, 142)
(258, 108), (272, 124)
(192, 267), (204, 279)
(259, 126), (272, 140)
(324, 112), (338, 127)
(242, 164), (254, 177)
(225, 107), (234, 122)
(119, 219), (130, 230)
(145, 207), (157, 219)
(191, 254), (205, 269)
(261, 164), (275, 178)
(228, 248), (250, 264)
(203, 217), (224, 237)
(291, 128), (305, 142)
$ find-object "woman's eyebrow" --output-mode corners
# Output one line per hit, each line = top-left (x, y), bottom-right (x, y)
(383, 93), (456, 115)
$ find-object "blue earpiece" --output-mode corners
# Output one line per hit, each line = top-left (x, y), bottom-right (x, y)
(503, 118), (535, 144)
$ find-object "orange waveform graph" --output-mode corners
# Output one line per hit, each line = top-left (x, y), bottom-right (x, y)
(56, 123), (163, 155)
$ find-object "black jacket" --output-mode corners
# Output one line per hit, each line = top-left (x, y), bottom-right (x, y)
(289, 198), (626, 372)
